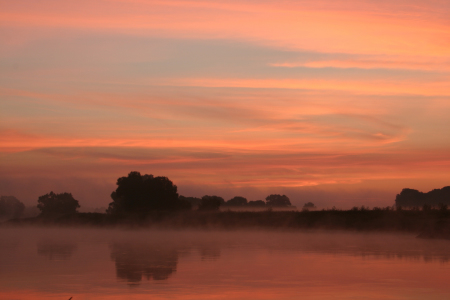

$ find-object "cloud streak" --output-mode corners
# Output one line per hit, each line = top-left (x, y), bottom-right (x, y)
(1, 0), (449, 56)
(1, 0), (450, 207)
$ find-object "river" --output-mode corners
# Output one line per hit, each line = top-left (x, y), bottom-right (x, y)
(1, 228), (449, 299)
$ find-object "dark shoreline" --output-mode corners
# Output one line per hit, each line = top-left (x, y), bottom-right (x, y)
(3, 209), (450, 240)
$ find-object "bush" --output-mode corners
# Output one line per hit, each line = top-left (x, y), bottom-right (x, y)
(0, 196), (25, 219)
(37, 192), (80, 216)
(225, 196), (248, 207)
(265, 194), (291, 207)
(198, 195), (224, 211)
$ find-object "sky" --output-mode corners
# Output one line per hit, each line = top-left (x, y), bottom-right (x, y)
(1, 0), (450, 209)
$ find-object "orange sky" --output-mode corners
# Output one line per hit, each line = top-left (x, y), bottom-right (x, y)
(1, 0), (450, 208)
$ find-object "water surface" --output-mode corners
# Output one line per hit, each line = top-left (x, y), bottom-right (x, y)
(1, 228), (449, 299)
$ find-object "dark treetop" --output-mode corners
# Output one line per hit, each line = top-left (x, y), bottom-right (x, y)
(198, 195), (224, 211)
(265, 194), (291, 207)
(37, 192), (80, 216)
(224, 196), (248, 207)
(107, 171), (190, 215)
(395, 186), (450, 207)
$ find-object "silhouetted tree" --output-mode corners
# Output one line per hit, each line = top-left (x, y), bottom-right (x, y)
(179, 196), (201, 208)
(225, 196), (248, 206)
(177, 197), (192, 210)
(395, 188), (424, 207)
(395, 186), (450, 207)
(248, 200), (266, 207)
(0, 196), (25, 219)
(37, 192), (80, 216)
(302, 202), (316, 210)
(198, 195), (224, 211)
(265, 194), (291, 207)
(107, 171), (189, 215)
(427, 186), (450, 205)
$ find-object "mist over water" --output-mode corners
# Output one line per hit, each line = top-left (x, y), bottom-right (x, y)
(1, 228), (450, 299)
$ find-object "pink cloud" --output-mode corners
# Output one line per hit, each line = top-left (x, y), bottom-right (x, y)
(1, 0), (449, 56)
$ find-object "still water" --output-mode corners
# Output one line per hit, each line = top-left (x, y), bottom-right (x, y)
(1, 228), (450, 300)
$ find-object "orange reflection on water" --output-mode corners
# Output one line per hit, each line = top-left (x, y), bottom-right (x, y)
(1, 229), (450, 300)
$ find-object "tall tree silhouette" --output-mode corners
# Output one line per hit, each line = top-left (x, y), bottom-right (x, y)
(107, 171), (190, 215)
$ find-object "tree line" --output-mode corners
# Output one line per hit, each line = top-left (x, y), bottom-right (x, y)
(395, 186), (450, 208)
(107, 172), (292, 215)
(6, 171), (449, 220)
(1, 171), (293, 218)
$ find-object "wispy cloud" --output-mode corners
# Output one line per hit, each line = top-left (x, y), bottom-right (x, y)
(1, 0), (449, 56)
(146, 77), (450, 96)
(1, 0), (450, 207)
(270, 57), (450, 71)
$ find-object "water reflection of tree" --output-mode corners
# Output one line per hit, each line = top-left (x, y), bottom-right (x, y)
(37, 240), (77, 260)
(110, 243), (180, 285)
(199, 245), (221, 261)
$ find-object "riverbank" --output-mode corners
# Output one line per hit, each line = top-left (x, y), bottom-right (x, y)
(4, 209), (450, 239)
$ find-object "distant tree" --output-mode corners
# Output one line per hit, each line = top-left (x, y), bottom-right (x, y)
(248, 200), (266, 207)
(265, 194), (291, 207)
(23, 205), (41, 218)
(395, 188), (424, 207)
(37, 192), (80, 216)
(177, 197), (192, 211)
(395, 186), (450, 207)
(427, 186), (450, 206)
(0, 196), (25, 219)
(107, 171), (188, 215)
(225, 196), (248, 207)
(198, 195), (224, 211)
(179, 196), (201, 208)
(302, 202), (316, 210)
